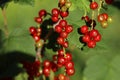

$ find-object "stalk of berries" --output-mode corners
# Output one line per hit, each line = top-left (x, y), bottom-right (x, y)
(79, 0), (113, 48)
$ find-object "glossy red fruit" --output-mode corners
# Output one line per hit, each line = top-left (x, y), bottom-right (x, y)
(62, 41), (69, 48)
(52, 15), (59, 22)
(57, 37), (64, 45)
(94, 34), (101, 42)
(59, 20), (67, 27)
(34, 60), (40, 67)
(52, 8), (59, 16)
(105, 0), (114, 4)
(80, 25), (89, 34)
(29, 26), (37, 34)
(60, 11), (69, 17)
(51, 62), (58, 72)
(90, 2), (98, 10)
(60, 31), (68, 38)
(65, 53), (72, 61)
(58, 49), (64, 56)
(89, 29), (99, 38)
(87, 40), (96, 48)
(66, 68), (75, 76)
(82, 34), (91, 43)
(33, 35), (40, 42)
(102, 13), (108, 20)
(43, 67), (50, 77)
(43, 60), (51, 68)
(53, 55), (58, 61)
(58, 74), (65, 80)
(39, 9), (47, 17)
(59, 0), (66, 5)
(97, 14), (105, 22)
(65, 61), (74, 69)
(55, 25), (62, 33)
(35, 17), (43, 23)
(65, 25), (73, 33)
(57, 57), (66, 65)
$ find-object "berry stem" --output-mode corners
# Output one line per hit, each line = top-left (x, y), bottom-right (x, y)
(98, 0), (103, 15)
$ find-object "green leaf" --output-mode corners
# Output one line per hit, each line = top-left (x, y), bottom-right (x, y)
(84, 55), (120, 80)
(13, 0), (35, 6)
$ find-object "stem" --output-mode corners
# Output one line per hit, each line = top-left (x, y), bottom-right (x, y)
(1, 7), (9, 37)
(97, 0), (103, 15)
(91, 10), (95, 30)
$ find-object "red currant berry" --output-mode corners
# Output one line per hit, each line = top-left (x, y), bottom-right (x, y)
(51, 62), (58, 72)
(66, 68), (75, 76)
(29, 26), (37, 35)
(82, 16), (90, 21)
(43, 67), (50, 77)
(94, 34), (101, 42)
(62, 41), (69, 48)
(105, 0), (114, 4)
(37, 27), (42, 33)
(90, 2), (98, 10)
(43, 60), (51, 68)
(33, 35), (40, 42)
(57, 37), (64, 45)
(60, 31), (68, 38)
(87, 40), (96, 48)
(80, 25), (89, 34)
(89, 29), (99, 38)
(59, 20), (67, 27)
(102, 13), (108, 20)
(98, 14), (105, 22)
(39, 9), (47, 17)
(65, 25), (73, 33)
(82, 34), (90, 43)
(34, 17), (42, 23)
(57, 57), (66, 65)
(58, 49), (64, 57)
(52, 8), (59, 16)
(58, 74), (65, 80)
(55, 25), (62, 33)
(59, 0), (66, 5)
(65, 53), (72, 61)
(52, 15), (59, 22)
(33, 60), (40, 67)
(65, 61), (74, 69)
(60, 11), (69, 17)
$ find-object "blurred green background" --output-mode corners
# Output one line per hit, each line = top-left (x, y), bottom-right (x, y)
(0, 0), (120, 80)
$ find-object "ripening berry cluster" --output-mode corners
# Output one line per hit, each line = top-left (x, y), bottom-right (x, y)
(21, 60), (41, 80)
(54, 20), (73, 48)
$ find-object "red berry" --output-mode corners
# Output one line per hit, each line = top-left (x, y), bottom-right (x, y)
(98, 14), (105, 22)
(60, 31), (68, 38)
(65, 25), (73, 33)
(65, 53), (72, 61)
(66, 68), (75, 76)
(94, 34), (101, 42)
(82, 34), (91, 43)
(57, 37), (64, 45)
(39, 9), (46, 17)
(105, 0), (114, 4)
(58, 74), (65, 80)
(60, 11), (69, 17)
(33, 60), (40, 67)
(52, 8), (59, 16)
(33, 35), (40, 42)
(90, 2), (98, 10)
(35, 17), (42, 23)
(43, 67), (50, 77)
(53, 55), (58, 61)
(57, 57), (66, 65)
(87, 40), (96, 48)
(29, 26), (37, 35)
(51, 62), (58, 72)
(80, 25), (89, 34)
(89, 29), (99, 38)
(43, 60), (51, 68)
(55, 25), (62, 33)
(52, 15), (59, 22)
(58, 49), (64, 57)
(59, 20), (67, 27)
(59, 0), (66, 5)
(65, 61), (74, 69)
(62, 41), (69, 48)
(82, 16), (90, 21)
(37, 27), (42, 33)
(102, 13), (108, 20)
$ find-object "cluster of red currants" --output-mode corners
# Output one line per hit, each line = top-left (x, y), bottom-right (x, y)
(80, 24), (101, 48)
(55, 20), (73, 48)
(21, 60), (41, 80)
